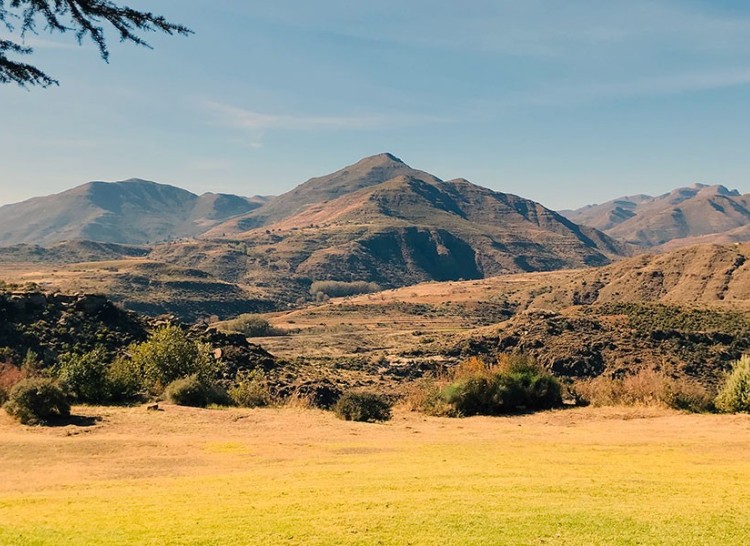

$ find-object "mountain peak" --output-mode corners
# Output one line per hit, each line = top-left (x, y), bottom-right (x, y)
(352, 152), (407, 168)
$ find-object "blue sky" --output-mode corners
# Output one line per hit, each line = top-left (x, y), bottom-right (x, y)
(2, 0), (750, 210)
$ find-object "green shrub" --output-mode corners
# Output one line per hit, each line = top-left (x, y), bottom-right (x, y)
(716, 355), (750, 413)
(106, 356), (145, 403)
(228, 371), (271, 407)
(0, 386), (7, 406)
(129, 325), (220, 394)
(3, 378), (71, 425)
(334, 391), (392, 422)
(165, 375), (232, 408)
(231, 315), (273, 337)
(56, 347), (110, 403)
(438, 356), (563, 417)
(310, 280), (381, 298)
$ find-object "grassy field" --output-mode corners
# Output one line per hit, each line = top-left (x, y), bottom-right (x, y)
(1, 405), (750, 545)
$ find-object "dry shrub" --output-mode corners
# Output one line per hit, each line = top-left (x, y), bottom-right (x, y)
(228, 371), (271, 408)
(284, 390), (316, 409)
(0, 362), (26, 392)
(401, 378), (452, 416)
(574, 368), (713, 412)
(450, 356), (492, 380)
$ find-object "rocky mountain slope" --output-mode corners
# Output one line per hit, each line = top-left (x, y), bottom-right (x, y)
(202, 154), (625, 287)
(208, 153), (440, 233)
(256, 242), (750, 387)
(0, 179), (267, 245)
(562, 183), (750, 247)
(0, 154), (626, 308)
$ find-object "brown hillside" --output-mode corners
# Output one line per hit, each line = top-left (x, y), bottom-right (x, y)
(562, 183), (750, 247)
(205, 153), (439, 234)
(219, 171), (623, 287)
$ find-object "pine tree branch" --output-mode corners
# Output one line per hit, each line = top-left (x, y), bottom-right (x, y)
(0, 0), (192, 87)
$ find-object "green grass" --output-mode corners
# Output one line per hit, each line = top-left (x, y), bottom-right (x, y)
(1, 406), (749, 545)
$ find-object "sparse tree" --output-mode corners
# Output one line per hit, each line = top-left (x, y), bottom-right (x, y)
(0, 0), (191, 87)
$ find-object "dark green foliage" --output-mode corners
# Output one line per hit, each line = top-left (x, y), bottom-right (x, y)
(334, 391), (392, 422)
(56, 347), (110, 403)
(4, 378), (71, 425)
(0, 386), (7, 406)
(716, 355), (750, 413)
(165, 375), (232, 408)
(106, 356), (145, 403)
(440, 362), (562, 417)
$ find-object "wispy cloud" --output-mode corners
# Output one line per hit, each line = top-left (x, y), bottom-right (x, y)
(201, 100), (446, 148)
(203, 100), (439, 131)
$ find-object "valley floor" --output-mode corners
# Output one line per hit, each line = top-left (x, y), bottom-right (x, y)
(1, 406), (750, 545)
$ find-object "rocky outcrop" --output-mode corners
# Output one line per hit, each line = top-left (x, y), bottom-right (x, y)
(0, 290), (277, 376)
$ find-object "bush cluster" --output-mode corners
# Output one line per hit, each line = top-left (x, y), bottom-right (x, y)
(334, 391), (392, 422)
(442, 356), (562, 416)
(164, 375), (231, 408)
(3, 378), (71, 425)
(574, 368), (713, 412)
(310, 280), (381, 299)
(410, 355), (563, 417)
(128, 325), (220, 394)
(228, 315), (286, 338)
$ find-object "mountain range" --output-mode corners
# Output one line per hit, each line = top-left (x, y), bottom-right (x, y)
(0, 154), (624, 287)
(561, 183), (750, 248)
(0, 179), (268, 246)
(5, 155), (750, 318)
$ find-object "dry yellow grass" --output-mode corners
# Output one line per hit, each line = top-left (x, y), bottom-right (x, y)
(1, 405), (750, 545)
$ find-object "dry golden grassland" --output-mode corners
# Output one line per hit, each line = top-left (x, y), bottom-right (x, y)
(1, 405), (750, 545)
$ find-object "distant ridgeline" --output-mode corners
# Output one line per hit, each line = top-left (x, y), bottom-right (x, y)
(0, 154), (628, 313)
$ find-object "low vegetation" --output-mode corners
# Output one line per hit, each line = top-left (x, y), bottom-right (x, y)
(596, 302), (750, 336)
(410, 355), (563, 417)
(227, 314), (285, 337)
(164, 375), (231, 408)
(128, 325), (221, 395)
(228, 370), (271, 407)
(3, 378), (71, 425)
(573, 368), (714, 412)
(310, 280), (381, 299)
(715, 355), (750, 413)
(334, 391), (392, 422)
